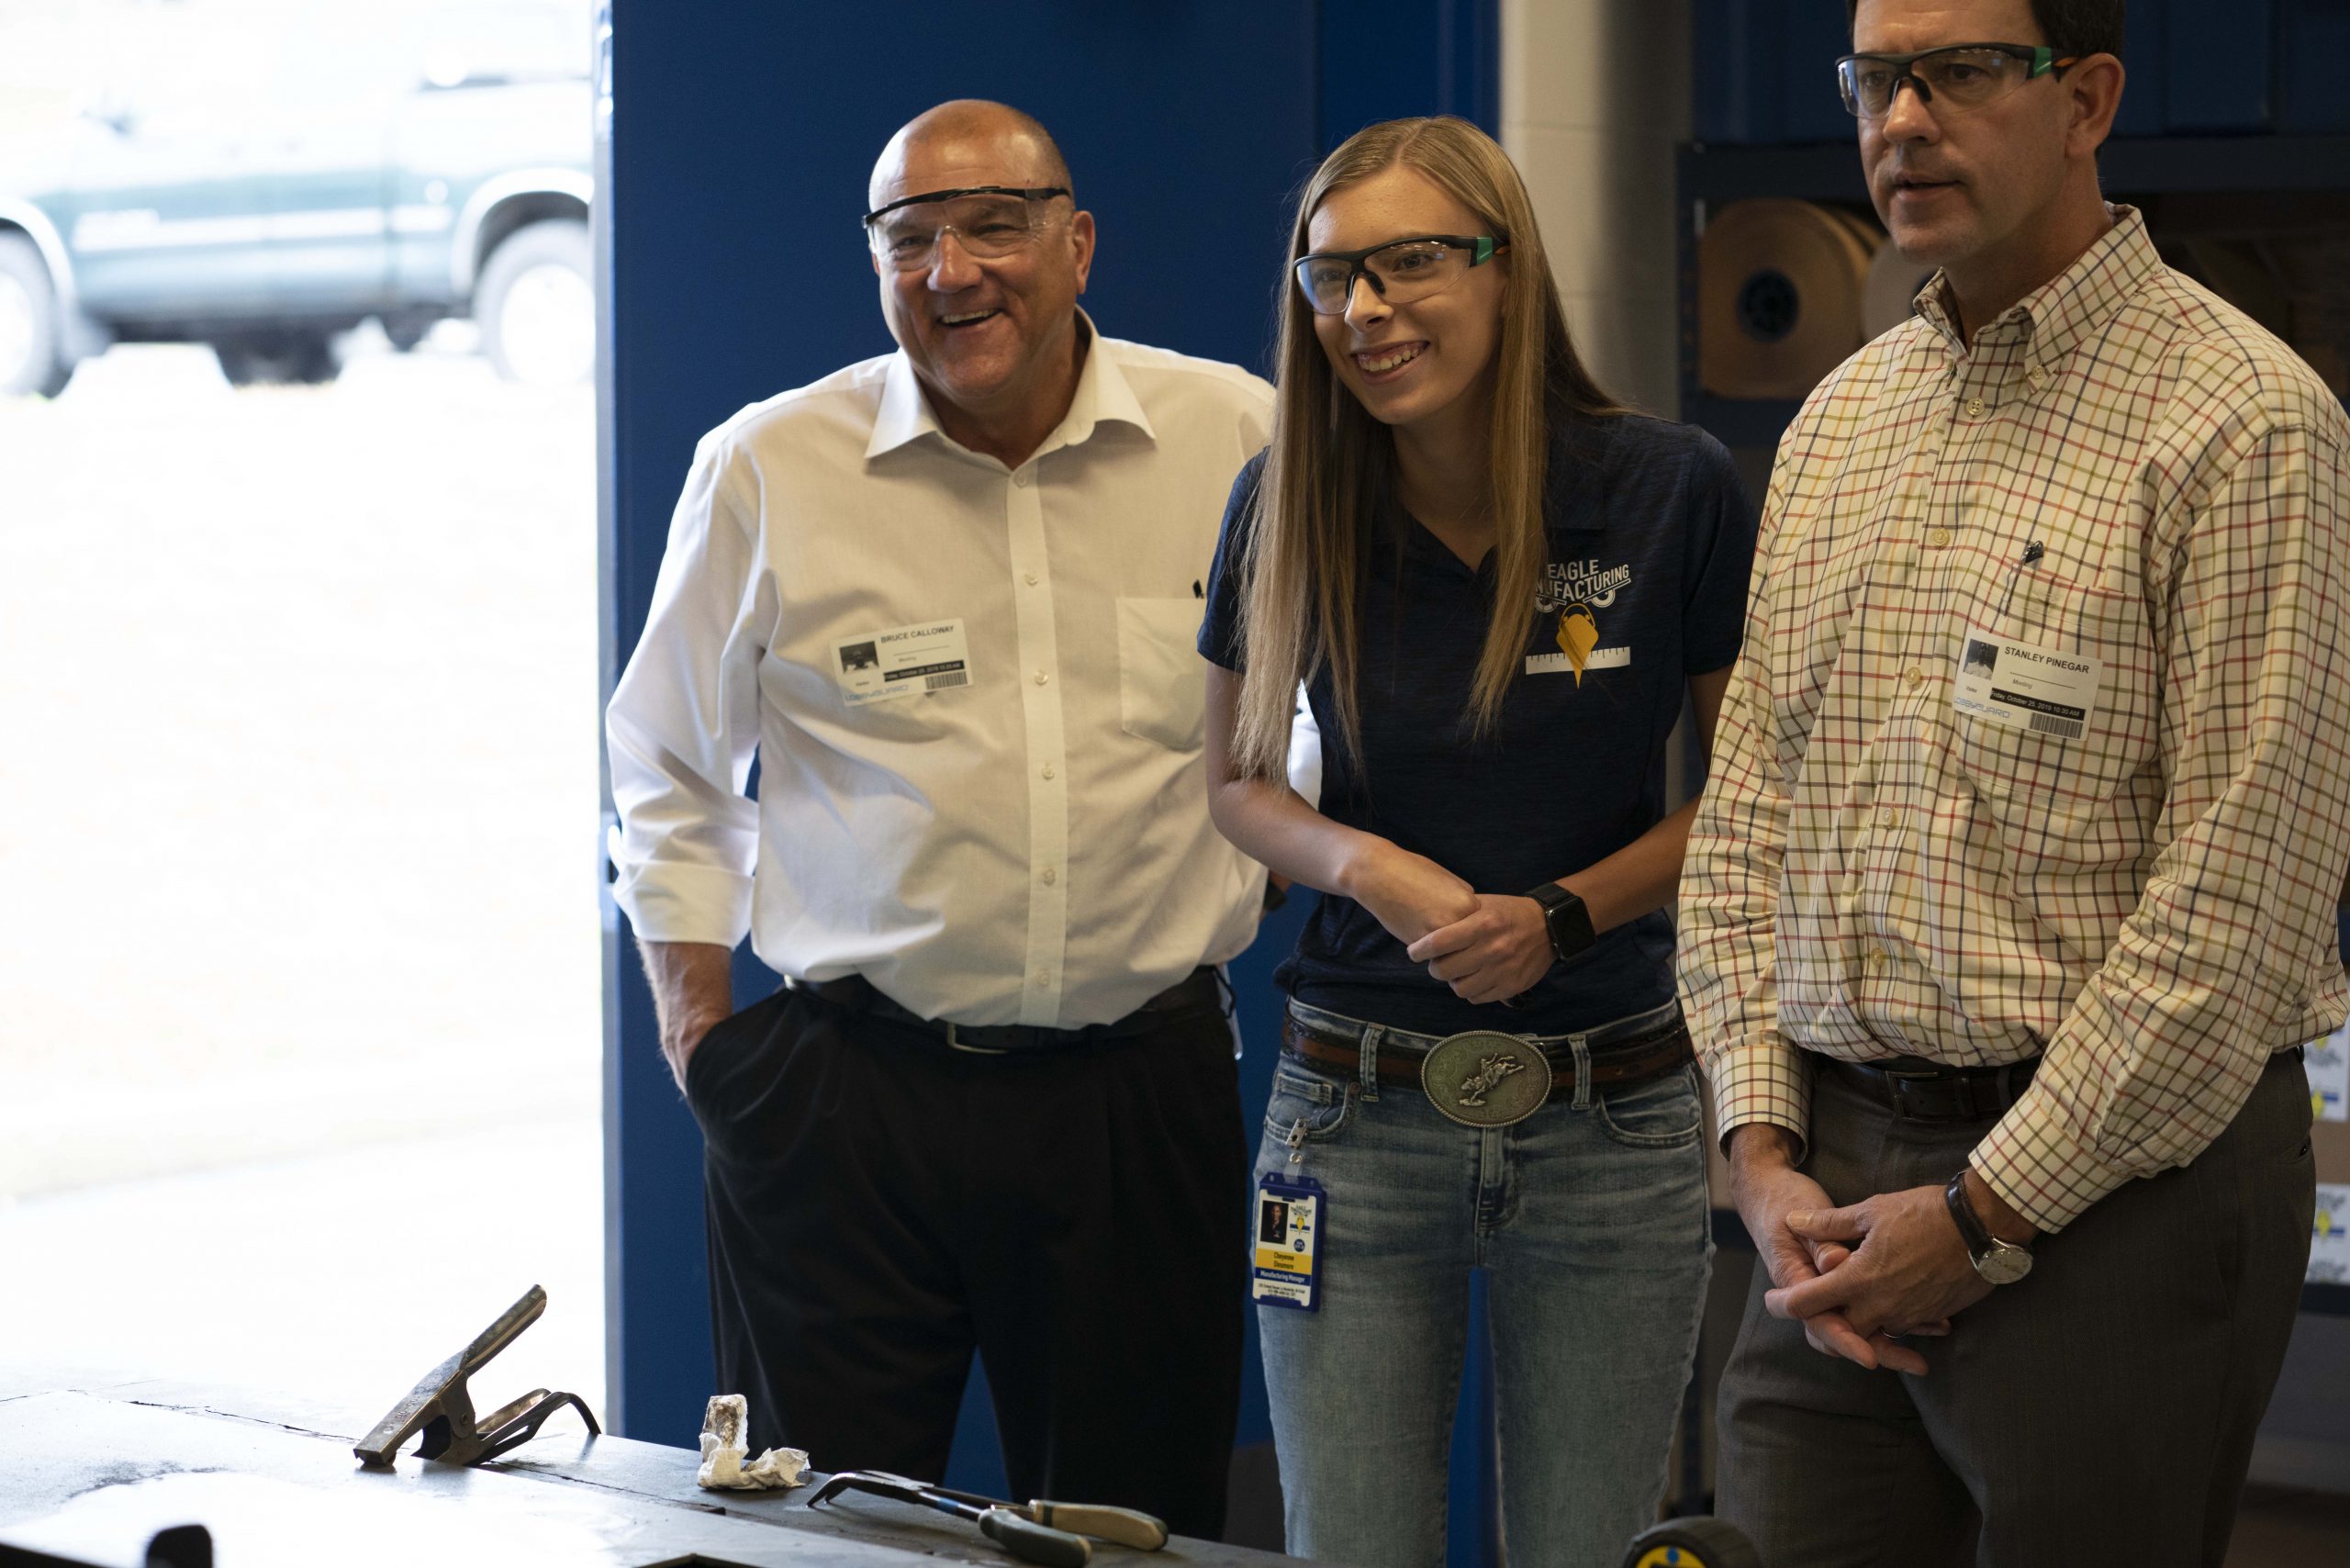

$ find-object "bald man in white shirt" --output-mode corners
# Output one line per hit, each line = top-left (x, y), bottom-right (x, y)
(607, 101), (1271, 1537)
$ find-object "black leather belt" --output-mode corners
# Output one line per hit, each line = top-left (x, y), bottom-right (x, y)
(789, 968), (1221, 1054)
(1824, 1055), (2042, 1123)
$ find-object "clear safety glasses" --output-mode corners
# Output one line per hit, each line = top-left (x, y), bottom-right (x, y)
(862, 185), (1071, 273)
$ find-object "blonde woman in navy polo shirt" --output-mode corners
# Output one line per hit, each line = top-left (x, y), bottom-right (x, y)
(1198, 117), (1756, 1568)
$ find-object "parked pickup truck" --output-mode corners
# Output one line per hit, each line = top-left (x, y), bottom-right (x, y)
(0, 0), (593, 392)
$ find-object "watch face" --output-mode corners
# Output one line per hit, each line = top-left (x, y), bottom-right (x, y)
(1976, 1241), (2033, 1286)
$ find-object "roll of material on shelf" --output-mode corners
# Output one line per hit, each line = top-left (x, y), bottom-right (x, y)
(1863, 235), (1940, 341)
(1698, 199), (1880, 400)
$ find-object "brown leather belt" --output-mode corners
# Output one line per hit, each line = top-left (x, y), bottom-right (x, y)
(1281, 1015), (1693, 1101)
(1823, 1055), (2042, 1123)
(789, 968), (1220, 1053)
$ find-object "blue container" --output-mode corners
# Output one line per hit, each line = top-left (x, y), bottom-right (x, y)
(1692, 0), (1853, 144)
(2167, 0), (2274, 130)
(2280, 0), (2350, 131)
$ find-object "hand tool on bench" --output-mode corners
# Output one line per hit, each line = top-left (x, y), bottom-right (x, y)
(917, 1481), (1167, 1550)
(808, 1470), (1092, 1567)
(353, 1283), (600, 1469)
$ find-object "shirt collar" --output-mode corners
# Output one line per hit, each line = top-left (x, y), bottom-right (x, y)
(1910, 204), (2161, 376)
(864, 309), (1156, 462)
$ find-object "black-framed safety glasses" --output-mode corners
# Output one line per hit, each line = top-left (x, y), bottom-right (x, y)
(1835, 42), (2078, 118)
(1292, 233), (1504, 317)
(862, 185), (1072, 272)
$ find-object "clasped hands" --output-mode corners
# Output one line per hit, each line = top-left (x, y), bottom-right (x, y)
(1729, 1126), (2007, 1375)
(1346, 841), (1552, 1006)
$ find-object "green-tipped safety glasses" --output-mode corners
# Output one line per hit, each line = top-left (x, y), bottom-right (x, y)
(1836, 42), (2078, 118)
(1292, 234), (1504, 317)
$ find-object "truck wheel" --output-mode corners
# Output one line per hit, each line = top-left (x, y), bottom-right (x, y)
(215, 330), (338, 386)
(0, 233), (70, 398)
(476, 218), (591, 386)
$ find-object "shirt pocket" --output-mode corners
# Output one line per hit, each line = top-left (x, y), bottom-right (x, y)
(1116, 596), (1207, 751)
(1948, 572), (2158, 841)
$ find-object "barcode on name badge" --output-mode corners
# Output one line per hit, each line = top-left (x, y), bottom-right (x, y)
(2028, 712), (2082, 738)
(924, 670), (970, 691)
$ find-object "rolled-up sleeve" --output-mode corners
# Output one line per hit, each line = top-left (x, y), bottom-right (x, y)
(1678, 454), (1814, 1156)
(1975, 416), (2350, 1230)
(605, 435), (767, 947)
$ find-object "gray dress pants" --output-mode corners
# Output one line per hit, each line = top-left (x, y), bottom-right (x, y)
(1718, 1050), (2315, 1568)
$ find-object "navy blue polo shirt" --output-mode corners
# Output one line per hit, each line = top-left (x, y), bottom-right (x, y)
(1199, 412), (1757, 1037)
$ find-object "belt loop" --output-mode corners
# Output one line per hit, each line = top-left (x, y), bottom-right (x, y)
(1568, 1034), (1594, 1111)
(1358, 1024), (1383, 1102)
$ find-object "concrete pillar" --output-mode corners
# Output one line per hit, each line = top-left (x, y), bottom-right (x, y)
(1501, 0), (1691, 418)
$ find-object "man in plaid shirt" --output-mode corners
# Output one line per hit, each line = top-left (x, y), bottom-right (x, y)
(1679, 1), (2350, 1561)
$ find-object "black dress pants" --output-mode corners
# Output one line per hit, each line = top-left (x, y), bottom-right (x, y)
(683, 984), (1248, 1540)
(1717, 1050), (2316, 1568)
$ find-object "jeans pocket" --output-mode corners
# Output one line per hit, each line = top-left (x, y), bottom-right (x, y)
(1594, 1064), (1702, 1148)
(1261, 1063), (1355, 1144)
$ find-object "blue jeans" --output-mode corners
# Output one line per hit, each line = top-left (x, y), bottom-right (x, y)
(1256, 999), (1712, 1568)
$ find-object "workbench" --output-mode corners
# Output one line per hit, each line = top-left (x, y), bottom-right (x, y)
(0, 1372), (1302, 1568)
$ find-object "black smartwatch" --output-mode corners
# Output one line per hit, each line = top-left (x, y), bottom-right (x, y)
(1523, 882), (1595, 967)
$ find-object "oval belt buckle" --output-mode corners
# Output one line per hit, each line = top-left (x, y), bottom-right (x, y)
(1420, 1030), (1553, 1128)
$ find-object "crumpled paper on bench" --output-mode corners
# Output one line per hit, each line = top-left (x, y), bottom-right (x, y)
(697, 1394), (810, 1491)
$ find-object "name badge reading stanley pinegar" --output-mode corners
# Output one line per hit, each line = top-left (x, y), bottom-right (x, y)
(1953, 624), (2101, 740)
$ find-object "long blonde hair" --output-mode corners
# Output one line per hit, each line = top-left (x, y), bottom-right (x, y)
(1230, 116), (1624, 782)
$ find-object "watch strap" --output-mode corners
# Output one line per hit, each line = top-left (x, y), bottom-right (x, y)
(1943, 1169), (1995, 1258)
(1523, 882), (1595, 964)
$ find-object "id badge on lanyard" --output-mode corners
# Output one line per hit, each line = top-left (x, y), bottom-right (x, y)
(1252, 1172), (1324, 1312)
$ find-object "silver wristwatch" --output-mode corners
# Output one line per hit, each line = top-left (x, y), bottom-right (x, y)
(1944, 1170), (2033, 1285)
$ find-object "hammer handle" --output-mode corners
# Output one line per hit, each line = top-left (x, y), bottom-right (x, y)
(1029, 1503), (1169, 1551)
(979, 1507), (1091, 1568)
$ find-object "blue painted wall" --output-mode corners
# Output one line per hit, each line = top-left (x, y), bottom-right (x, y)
(600, 1), (1501, 1554)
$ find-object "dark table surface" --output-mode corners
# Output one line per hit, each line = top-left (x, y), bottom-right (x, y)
(0, 1370), (1302, 1568)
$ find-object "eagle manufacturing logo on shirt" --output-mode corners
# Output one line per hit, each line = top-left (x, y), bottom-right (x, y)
(1529, 560), (1635, 685)
(1539, 558), (1633, 612)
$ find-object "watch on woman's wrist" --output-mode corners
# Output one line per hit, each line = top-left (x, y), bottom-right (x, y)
(1522, 882), (1595, 967)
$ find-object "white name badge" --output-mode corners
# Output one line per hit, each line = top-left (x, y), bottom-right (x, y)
(1525, 647), (1630, 677)
(1953, 625), (2101, 739)
(831, 619), (972, 706)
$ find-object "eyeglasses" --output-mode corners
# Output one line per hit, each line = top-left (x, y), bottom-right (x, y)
(862, 185), (1071, 272)
(1292, 234), (1504, 317)
(1835, 43), (2077, 118)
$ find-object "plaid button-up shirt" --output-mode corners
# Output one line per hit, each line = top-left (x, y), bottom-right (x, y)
(1678, 207), (2350, 1231)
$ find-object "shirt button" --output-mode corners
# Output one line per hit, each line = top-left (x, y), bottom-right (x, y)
(1034, 670), (1049, 686)
(1905, 666), (1925, 689)
(1035, 970), (1052, 988)
(1041, 764), (1056, 780)
(1024, 571), (1039, 586)
(1928, 527), (1952, 548)
(1877, 807), (1898, 830)
(1965, 397), (1985, 417)
(1041, 868), (1058, 886)
(1869, 946), (1888, 969)
(1013, 471), (1032, 487)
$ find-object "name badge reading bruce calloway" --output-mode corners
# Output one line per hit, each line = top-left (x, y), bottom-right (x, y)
(831, 619), (972, 707)
(1953, 624), (2101, 740)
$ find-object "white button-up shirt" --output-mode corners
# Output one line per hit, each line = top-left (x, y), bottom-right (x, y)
(608, 319), (1273, 1027)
